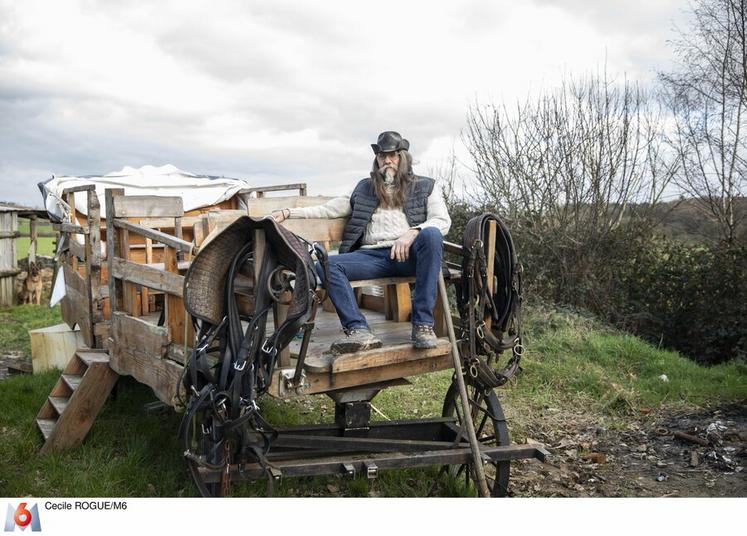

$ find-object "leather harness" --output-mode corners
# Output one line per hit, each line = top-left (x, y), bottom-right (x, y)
(179, 216), (324, 497)
(457, 213), (524, 388)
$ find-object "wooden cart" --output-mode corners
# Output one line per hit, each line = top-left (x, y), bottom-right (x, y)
(35, 186), (547, 497)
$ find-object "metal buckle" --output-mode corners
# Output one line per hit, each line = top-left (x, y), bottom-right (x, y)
(364, 461), (378, 480)
(476, 322), (485, 340)
(261, 339), (278, 357)
(343, 463), (356, 478)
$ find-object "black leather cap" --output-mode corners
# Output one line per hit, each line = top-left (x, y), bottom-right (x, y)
(371, 131), (410, 154)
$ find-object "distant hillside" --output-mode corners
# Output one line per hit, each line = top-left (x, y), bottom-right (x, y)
(649, 197), (747, 244)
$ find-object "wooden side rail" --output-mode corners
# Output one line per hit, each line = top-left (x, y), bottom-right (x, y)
(240, 182), (307, 197)
(58, 185), (103, 348)
(105, 189), (192, 347)
(113, 219), (195, 254)
(61, 184), (96, 195)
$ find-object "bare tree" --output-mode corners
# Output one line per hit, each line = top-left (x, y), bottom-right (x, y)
(464, 70), (674, 304)
(660, 0), (747, 246)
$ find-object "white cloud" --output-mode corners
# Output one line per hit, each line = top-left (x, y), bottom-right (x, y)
(0, 0), (685, 205)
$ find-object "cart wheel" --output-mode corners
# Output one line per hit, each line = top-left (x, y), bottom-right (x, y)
(441, 379), (511, 497)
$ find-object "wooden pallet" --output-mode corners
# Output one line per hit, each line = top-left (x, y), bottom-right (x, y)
(35, 349), (119, 454)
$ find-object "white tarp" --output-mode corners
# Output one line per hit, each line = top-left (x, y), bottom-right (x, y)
(39, 164), (251, 221)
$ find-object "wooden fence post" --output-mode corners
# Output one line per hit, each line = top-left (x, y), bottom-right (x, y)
(0, 210), (19, 306)
(86, 190), (104, 347)
(105, 189), (125, 317)
(29, 215), (37, 264)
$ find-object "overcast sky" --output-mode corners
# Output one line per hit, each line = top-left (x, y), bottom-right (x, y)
(0, 0), (688, 207)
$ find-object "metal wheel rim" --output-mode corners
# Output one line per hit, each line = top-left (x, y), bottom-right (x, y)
(442, 379), (511, 497)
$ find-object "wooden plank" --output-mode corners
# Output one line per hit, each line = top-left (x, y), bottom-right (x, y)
(203, 211), (248, 235)
(142, 238), (153, 313)
(244, 195), (335, 216)
(391, 283), (411, 322)
(68, 239), (85, 260)
(113, 219), (193, 253)
(112, 195), (184, 218)
(359, 293), (385, 313)
(59, 222), (88, 235)
(433, 290), (447, 337)
(61, 264), (93, 346)
(75, 348), (108, 360)
(109, 313), (182, 406)
(36, 418), (56, 440)
(111, 258), (184, 297)
(163, 246), (188, 346)
(443, 241), (464, 256)
(137, 215), (203, 229)
(274, 352), (453, 397)
(28, 216), (37, 264)
(48, 396), (69, 414)
(303, 338), (450, 374)
(105, 189), (125, 315)
(119, 228), (140, 317)
(110, 312), (169, 359)
(192, 218), (206, 247)
(0, 212), (18, 306)
(61, 374), (82, 390)
(280, 218), (346, 243)
(62, 184), (95, 194)
(0, 268), (21, 277)
(274, 292), (291, 367)
(348, 268), (460, 289)
(174, 216), (184, 261)
(87, 189), (103, 334)
(241, 183), (307, 196)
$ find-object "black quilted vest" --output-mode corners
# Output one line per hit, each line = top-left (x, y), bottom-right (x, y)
(339, 175), (435, 253)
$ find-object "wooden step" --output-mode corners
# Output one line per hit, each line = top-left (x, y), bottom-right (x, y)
(76, 350), (110, 366)
(61, 374), (82, 390)
(304, 338), (451, 373)
(36, 418), (57, 440)
(48, 396), (70, 414)
(38, 351), (118, 455)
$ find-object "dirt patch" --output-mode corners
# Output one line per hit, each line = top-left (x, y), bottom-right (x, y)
(508, 402), (746, 497)
(0, 352), (31, 381)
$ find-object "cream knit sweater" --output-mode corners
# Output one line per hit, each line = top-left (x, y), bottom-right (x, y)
(288, 185), (451, 249)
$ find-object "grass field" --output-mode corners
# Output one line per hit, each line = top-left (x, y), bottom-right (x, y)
(15, 219), (56, 259)
(0, 301), (745, 497)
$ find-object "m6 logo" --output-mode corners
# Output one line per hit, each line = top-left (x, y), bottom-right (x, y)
(4, 503), (41, 532)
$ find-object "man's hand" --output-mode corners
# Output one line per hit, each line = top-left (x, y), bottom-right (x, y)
(390, 228), (419, 262)
(271, 208), (290, 223)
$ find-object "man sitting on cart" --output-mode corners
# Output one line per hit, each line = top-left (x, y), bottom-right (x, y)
(272, 130), (451, 354)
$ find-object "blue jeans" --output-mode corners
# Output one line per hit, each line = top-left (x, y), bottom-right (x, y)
(316, 227), (443, 330)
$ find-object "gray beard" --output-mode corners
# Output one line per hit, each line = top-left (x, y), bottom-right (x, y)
(383, 167), (395, 185)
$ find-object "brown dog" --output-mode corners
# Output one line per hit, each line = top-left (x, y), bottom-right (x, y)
(25, 261), (43, 305)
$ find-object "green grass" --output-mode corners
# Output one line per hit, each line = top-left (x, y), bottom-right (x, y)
(0, 301), (745, 496)
(0, 373), (469, 497)
(512, 302), (747, 412)
(0, 305), (62, 356)
(15, 219), (56, 258)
